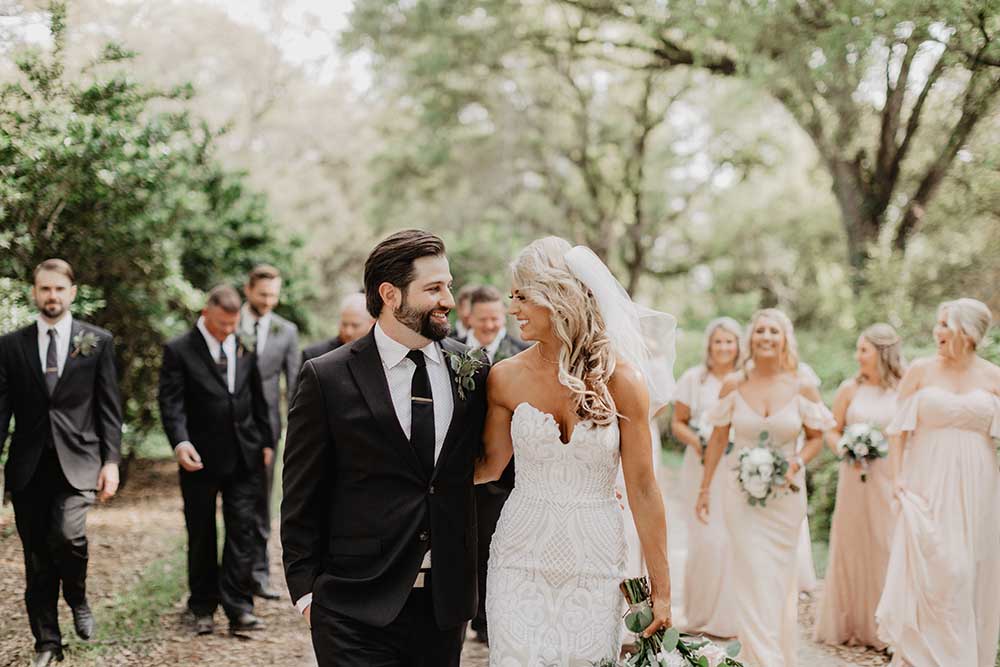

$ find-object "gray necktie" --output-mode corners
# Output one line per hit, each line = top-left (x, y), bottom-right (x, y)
(45, 329), (59, 395)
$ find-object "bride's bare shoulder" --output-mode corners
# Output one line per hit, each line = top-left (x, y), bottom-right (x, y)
(487, 352), (532, 398)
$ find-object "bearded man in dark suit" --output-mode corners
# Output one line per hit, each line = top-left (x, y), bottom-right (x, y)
(0, 259), (123, 667)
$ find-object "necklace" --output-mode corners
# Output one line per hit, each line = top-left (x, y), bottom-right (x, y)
(536, 344), (560, 365)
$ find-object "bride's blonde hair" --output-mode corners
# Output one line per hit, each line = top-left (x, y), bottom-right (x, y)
(510, 237), (618, 426)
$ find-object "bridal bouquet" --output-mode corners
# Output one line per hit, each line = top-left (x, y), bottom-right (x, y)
(836, 423), (888, 482)
(734, 431), (799, 507)
(599, 577), (743, 667)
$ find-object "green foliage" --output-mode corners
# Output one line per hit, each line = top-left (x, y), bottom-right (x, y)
(0, 4), (309, 454)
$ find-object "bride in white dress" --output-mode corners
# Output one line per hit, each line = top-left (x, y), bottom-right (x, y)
(475, 237), (675, 666)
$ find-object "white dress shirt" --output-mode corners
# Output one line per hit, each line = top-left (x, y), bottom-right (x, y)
(37, 313), (73, 377)
(240, 304), (273, 355)
(295, 323), (455, 613)
(466, 327), (507, 363)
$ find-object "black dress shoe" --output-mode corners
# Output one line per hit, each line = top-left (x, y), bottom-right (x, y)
(252, 584), (281, 600)
(229, 612), (264, 633)
(31, 649), (63, 667)
(71, 602), (95, 640)
(194, 615), (215, 636)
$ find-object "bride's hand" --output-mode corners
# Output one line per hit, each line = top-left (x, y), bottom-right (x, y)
(694, 489), (710, 525)
(642, 595), (672, 638)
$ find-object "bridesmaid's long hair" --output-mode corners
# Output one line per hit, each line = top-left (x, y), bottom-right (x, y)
(700, 317), (743, 383)
(857, 323), (906, 390)
(743, 308), (799, 375)
(510, 237), (617, 426)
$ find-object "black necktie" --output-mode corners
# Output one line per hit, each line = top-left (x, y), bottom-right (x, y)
(45, 329), (59, 395)
(253, 320), (260, 353)
(407, 350), (435, 476)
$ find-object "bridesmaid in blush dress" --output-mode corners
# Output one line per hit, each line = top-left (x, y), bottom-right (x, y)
(876, 299), (1000, 667)
(815, 323), (905, 649)
(695, 309), (835, 667)
(671, 317), (742, 638)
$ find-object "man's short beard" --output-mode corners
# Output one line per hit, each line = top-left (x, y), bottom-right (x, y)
(395, 294), (450, 341)
(39, 302), (64, 319)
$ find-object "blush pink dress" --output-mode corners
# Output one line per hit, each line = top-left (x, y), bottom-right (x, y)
(814, 383), (897, 649)
(706, 389), (835, 667)
(875, 387), (1000, 667)
(674, 365), (736, 638)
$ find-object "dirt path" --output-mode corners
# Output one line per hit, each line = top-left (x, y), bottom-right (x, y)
(0, 458), (887, 666)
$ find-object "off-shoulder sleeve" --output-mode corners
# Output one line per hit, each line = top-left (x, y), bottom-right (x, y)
(886, 392), (919, 436)
(704, 390), (736, 427)
(672, 366), (700, 407)
(798, 396), (836, 431)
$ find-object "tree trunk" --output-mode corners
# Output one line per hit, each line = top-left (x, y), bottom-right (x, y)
(828, 157), (880, 290)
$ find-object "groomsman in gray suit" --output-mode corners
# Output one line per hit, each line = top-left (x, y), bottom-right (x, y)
(240, 264), (300, 599)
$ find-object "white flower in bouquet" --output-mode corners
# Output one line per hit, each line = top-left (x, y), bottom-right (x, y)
(694, 643), (731, 667)
(837, 422), (888, 482)
(746, 447), (774, 467)
(745, 477), (770, 499)
(654, 650), (688, 667)
(855, 443), (870, 458)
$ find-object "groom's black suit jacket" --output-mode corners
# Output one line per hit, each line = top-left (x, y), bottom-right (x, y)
(0, 320), (122, 493)
(157, 327), (272, 476)
(281, 328), (489, 629)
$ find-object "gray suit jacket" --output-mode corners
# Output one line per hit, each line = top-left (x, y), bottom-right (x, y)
(242, 312), (300, 444)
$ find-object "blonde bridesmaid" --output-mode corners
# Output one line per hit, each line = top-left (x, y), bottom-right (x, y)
(696, 309), (835, 667)
(814, 323), (905, 649)
(876, 299), (1000, 666)
(671, 317), (742, 638)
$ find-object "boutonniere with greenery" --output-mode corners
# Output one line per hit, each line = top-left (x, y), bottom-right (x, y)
(237, 332), (256, 357)
(444, 348), (488, 401)
(70, 331), (99, 358)
(270, 321), (281, 337)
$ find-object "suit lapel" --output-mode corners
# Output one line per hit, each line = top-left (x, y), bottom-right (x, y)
(235, 347), (252, 393)
(52, 320), (84, 396)
(432, 339), (470, 480)
(19, 324), (48, 397)
(347, 330), (425, 479)
(190, 329), (229, 391)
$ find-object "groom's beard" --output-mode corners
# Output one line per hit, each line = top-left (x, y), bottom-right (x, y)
(396, 298), (450, 341)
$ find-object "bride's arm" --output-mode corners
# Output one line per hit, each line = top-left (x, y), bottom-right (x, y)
(475, 363), (514, 484)
(615, 363), (671, 636)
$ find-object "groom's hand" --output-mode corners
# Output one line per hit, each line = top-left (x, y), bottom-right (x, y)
(175, 442), (204, 472)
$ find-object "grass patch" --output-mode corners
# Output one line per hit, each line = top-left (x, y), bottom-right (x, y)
(72, 537), (186, 660)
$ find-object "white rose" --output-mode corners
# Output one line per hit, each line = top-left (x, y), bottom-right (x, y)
(747, 447), (773, 466)
(746, 477), (770, 499)
(758, 462), (774, 480)
(656, 650), (687, 667)
(695, 643), (729, 667)
(855, 443), (870, 458)
(846, 423), (869, 439)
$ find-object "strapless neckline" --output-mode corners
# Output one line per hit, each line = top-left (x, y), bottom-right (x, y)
(513, 401), (605, 446)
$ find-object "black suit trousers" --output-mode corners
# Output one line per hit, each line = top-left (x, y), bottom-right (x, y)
(179, 458), (262, 619)
(11, 447), (94, 652)
(309, 584), (464, 667)
(471, 483), (510, 634)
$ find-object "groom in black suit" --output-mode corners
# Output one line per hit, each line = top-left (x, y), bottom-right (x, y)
(282, 229), (489, 667)
(0, 259), (123, 667)
(158, 285), (274, 636)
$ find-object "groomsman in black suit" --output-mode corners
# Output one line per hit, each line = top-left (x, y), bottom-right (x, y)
(0, 259), (123, 667)
(300, 292), (374, 364)
(238, 265), (300, 599)
(158, 285), (274, 636)
(459, 285), (528, 644)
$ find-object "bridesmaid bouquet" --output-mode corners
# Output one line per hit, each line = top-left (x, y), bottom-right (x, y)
(836, 423), (888, 482)
(690, 419), (734, 463)
(599, 577), (743, 667)
(734, 431), (799, 506)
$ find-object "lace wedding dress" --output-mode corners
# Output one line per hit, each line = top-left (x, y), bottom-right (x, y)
(486, 402), (626, 667)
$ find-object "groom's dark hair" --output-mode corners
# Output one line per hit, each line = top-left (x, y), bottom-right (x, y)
(364, 229), (446, 318)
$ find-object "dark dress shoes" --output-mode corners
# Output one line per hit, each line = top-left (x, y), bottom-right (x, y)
(229, 612), (264, 633)
(252, 584), (281, 600)
(194, 615), (215, 635)
(71, 602), (95, 640)
(31, 649), (63, 667)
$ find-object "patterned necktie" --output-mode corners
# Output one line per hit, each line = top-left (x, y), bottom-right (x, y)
(407, 349), (435, 476)
(45, 329), (59, 395)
